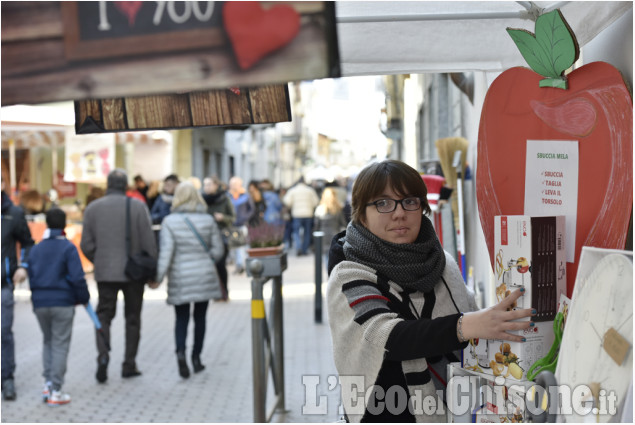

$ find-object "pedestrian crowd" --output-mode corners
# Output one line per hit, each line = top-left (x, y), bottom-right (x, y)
(1, 169), (350, 405)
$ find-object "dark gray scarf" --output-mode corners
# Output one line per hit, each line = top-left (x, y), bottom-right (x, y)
(343, 215), (446, 293)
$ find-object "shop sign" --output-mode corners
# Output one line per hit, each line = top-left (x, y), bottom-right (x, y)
(2, 1), (340, 105)
(54, 171), (78, 198)
(62, 1), (226, 60)
(63, 130), (115, 183)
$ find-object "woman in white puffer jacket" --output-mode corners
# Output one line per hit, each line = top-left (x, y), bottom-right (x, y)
(156, 182), (224, 379)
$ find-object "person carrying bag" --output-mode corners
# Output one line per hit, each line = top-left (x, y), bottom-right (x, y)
(80, 169), (158, 383)
(125, 197), (157, 283)
(155, 182), (224, 379)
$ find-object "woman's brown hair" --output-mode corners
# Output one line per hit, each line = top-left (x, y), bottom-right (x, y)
(350, 159), (431, 224)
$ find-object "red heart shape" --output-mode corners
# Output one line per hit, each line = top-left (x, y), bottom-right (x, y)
(223, 2), (300, 70)
(477, 62), (633, 297)
(115, 1), (143, 27)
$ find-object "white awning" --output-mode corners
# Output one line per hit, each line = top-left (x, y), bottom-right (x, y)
(336, 1), (632, 75)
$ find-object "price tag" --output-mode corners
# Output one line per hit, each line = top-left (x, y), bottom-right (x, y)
(603, 327), (631, 366)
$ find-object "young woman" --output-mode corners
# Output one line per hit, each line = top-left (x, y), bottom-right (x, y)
(247, 180), (266, 227)
(156, 182), (224, 378)
(327, 160), (534, 422)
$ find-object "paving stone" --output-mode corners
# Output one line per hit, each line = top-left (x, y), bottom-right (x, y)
(1, 253), (341, 422)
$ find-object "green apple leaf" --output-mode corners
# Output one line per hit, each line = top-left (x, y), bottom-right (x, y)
(507, 28), (557, 77)
(535, 10), (577, 76)
(507, 9), (579, 90)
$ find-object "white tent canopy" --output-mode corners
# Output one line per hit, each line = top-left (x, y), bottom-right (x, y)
(1, 1), (631, 125)
(336, 1), (632, 75)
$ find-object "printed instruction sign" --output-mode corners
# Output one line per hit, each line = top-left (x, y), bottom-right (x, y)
(524, 140), (578, 262)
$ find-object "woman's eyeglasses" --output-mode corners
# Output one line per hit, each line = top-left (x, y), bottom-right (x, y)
(366, 197), (423, 213)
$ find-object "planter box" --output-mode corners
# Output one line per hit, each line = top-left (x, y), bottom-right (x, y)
(246, 244), (284, 257)
(246, 251), (287, 278)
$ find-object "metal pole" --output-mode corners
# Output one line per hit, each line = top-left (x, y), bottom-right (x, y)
(249, 259), (266, 423)
(272, 275), (285, 412)
(313, 231), (324, 323)
(51, 137), (58, 188)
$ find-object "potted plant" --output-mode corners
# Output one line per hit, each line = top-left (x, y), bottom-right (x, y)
(246, 221), (285, 257)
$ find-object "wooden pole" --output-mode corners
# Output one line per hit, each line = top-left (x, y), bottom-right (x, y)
(9, 139), (16, 196)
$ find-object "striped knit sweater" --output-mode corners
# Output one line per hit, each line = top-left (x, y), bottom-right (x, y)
(327, 235), (477, 422)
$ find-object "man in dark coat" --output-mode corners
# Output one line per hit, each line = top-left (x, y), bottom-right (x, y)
(1, 177), (34, 400)
(80, 169), (157, 383)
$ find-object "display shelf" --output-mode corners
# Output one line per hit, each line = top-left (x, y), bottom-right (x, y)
(447, 362), (536, 423)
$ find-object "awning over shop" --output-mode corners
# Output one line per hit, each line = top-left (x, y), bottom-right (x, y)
(1, 122), (66, 150)
(1, 123), (168, 150)
(336, 1), (632, 75)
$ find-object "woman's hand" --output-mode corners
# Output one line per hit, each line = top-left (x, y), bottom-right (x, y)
(461, 288), (535, 342)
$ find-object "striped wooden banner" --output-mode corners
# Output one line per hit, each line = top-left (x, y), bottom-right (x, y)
(75, 85), (290, 134)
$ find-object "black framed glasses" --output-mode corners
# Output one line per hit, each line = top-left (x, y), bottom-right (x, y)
(366, 197), (423, 213)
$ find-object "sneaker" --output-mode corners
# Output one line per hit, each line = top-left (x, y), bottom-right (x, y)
(47, 390), (71, 406)
(42, 382), (52, 403)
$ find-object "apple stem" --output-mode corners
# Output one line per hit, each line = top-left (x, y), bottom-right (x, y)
(539, 78), (568, 90)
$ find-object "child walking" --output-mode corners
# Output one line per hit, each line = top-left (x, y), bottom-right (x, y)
(27, 208), (90, 406)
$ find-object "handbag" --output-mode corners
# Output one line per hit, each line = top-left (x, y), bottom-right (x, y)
(221, 225), (247, 248)
(124, 197), (157, 283)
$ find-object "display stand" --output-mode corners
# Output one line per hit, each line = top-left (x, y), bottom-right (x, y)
(467, 7), (632, 424)
(446, 362), (536, 423)
(447, 248), (633, 423)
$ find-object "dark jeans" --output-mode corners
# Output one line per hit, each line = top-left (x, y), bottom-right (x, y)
(283, 219), (293, 248)
(1, 284), (15, 383)
(293, 217), (314, 255)
(215, 243), (229, 299)
(174, 301), (209, 355)
(95, 282), (145, 371)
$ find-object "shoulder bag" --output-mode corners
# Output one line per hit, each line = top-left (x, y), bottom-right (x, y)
(124, 197), (157, 283)
(183, 216), (212, 253)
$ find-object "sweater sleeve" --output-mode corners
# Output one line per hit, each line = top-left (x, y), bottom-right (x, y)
(79, 207), (96, 262)
(222, 199), (236, 228)
(208, 219), (225, 262)
(156, 221), (175, 283)
(384, 313), (468, 361)
(65, 243), (90, 305)
(12, 206), (34, 267)
(136, 202), (157, 258)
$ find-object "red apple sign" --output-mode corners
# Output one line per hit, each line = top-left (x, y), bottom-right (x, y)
(477, 10), (633, 297)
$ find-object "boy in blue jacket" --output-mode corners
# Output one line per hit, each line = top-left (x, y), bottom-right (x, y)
(27, 208), (90, 406)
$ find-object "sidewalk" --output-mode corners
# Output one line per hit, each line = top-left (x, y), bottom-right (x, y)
(1, 252), (342, 423)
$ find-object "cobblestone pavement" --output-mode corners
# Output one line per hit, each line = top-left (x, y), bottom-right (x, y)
(1, 253), (342, 423)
